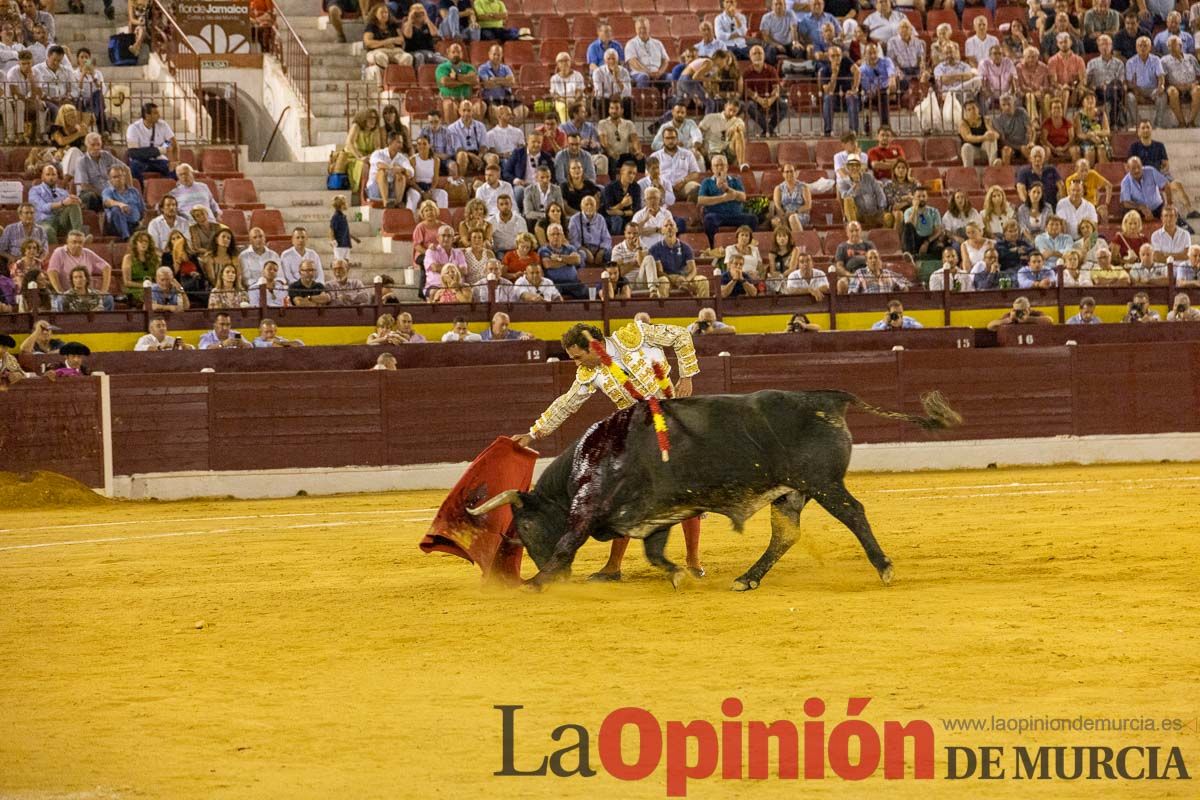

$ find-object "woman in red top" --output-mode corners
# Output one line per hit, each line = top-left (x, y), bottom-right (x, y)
(1111, 210), (1149, 266)
(502, 232), (540, 280)
(1039, 98), (1079, 163)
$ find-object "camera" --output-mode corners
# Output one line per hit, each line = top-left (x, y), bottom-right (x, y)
(696, 320), (711, 332)
(786, 321), (801, 333)
(888, 310), (901, 322)
(1176, 304), (1188, 315)
(1013, 308), (1027, 322)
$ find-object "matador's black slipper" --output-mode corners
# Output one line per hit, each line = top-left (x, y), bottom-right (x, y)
(587, 570), (622, 582)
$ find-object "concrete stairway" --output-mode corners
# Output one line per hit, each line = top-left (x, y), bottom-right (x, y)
(1156, 129), (1200, 242)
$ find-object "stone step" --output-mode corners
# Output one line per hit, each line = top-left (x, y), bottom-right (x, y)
(314, 130), (347, 147)
(261, 189), (352, 208)
(242, 160), (330, 178)
(248, 175), (337, 192)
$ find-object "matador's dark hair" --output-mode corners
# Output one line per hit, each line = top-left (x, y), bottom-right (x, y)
(561, 323), (604, 351)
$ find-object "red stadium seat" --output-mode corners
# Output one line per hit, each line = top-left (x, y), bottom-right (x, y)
(622, 0), (655, 12)
(521, 0), (557, 14)
(744, 140), (772, 168)
(982, 165), (1012, 189)
(538, 17), (569, 39)
(221, 178), (262, 209)
(519, 62), (551, 88)
(995, 7), (1024, 27)
(893, 138), (924, 164)
(6, 147), (30, 173)
(656, 0), (689, 11)
(144, 178), (174, 209)
(250, 209), (287, 237)
(912, 166), (944, 189)
(570, 16), (599, 40)
(713, 231), (738, 249)
(814, 140), (842, 166)
(200, 148), (239, 177)
(776, 140), (810, 166)
(1097, 162), (1125, 185)
(402, 92), (437, 118)
(177, 147), (198, 169)
(558, 0), (591, 13)
(792, 230), (822, 253)
(631, 87), (665, 119)
(810, 199), (842, 228)
(681, 232), (709, 252)
(923, 138), (960, 165)
(382, 208), (416, 237)
(868, 228), (902, 255)
(418, 64), (440, 87)
(945, 166), (983, 192)
(469, 40), (492, 63)
(610, 17), (636, 38)
(505, 40), (536, 65)
(384, 64), (417, 91)
(822, 228), (847, 254)
(220, 208), (250, 237)
(925, 9), (957, 32)
(666, 13), (698, 39)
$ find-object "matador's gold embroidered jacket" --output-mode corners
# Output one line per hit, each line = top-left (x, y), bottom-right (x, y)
(528, 321), (699, 439)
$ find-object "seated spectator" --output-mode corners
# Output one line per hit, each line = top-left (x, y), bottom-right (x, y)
(514, 262), (562, 301)
(592, 49), (633, 121)
(442, 317), (483, 342)
(1151, 206), (1191, 268)
(549, 53), (587, 123)
(145, 264), (187, 313)
(336, 109), (382, 190)
(364, 5), (411, 72)
(987, 296), (1055, 330)
(599, 161), (643, 237)
(1018, 252), (1058, 288)
(625, 17), (670, 86)
(928, 248), (972, 292)
(901, 188), (948, 258)
(1014, 46), (1052, 122)
(844, 250), (911, 294)
(399, 4), (445, 71)
(503, 232), (541, 280)
(771, 162), (813, 237)
(1167, 293), (1200, 322)
(838, 156), (888, 229)
(47, 229), (112, 310)
(1017, 183), (1053, 238)
(1067, 297), (1101, 324)
(598, 102), (643, 182)
(559, 160), (601, 217)
(59, 350), (95, 385)
(487, 195), (524, 257)
(30, 164), (86, 245)
(723, 224), (762, 279)
(1153, 12), (1193, 56)
(1129, 243), (1168, 285)
(199, 312), (251, 349)
(170, 164), (221, 223)
(395, 312), (428, 343)
(426, 263), (470, 303)
(325, 258), (370, 305)
(720, 254), (758, 298)
(883, 162), (919, 232)
(934, 43), (981, 108)
(1056, 180), (1097, 236)
(993, 219), (1037, 277)
(72, 133), (120, 214)
(534, 202), (567, 246)
(871, 299), (922, 330)
(1091, 246), (1131, 286)
(461, 228), (494, 283)
(1161, 35), (1199, 129)
(481, 311), (532, 340)
(520, 165), (563, 230)
(20, 319), (63, 355)
(1120, 156), (1170, 221)
(992, 93), (1033, 165)
(1039, 97), (1079, 164)
(886, 19), (926, 86)
(783, 251), (829, 300)
(471, 258), (517, 302)
(653, 105), (704, 164)
(649, 220), (709, 298)
(538, 223), (585, 299)
(247, 260), (289, 308)
(1047, 31), (1087, 110)
(567, 195), (612, 267)
(650, 128), (703, 204)
(698, 155), (756, 247)
(943, 191), (983, 245)
(280, 227), (324, 284)
(1128, 121), (1197, 219)
(17, 267), (52, 313)
(1123, 290), (1161, 322)
(437, 51), (481, 135)
(458, 198), (494, 249)
(148, 196), (191, 251)
(834, 221), (876, 280)
(1173, 245), (1200, 288)
(1124, 37), (1167, 126)
(135, 317), (193, 351)
(1074, 94), (1112, 166)
(253, 318), (303, 347)
(688, 307), (736, 335)
(422, 225), (464, 299)
(980, 45), (1017, 109)
(1017, 146), (1063, 208)
(368, 132), (415, 209)
(100, 166), (144, 242)
(741, 45), (783, 137)
(959, 100), (1000, 167)
(208, 262), (249, 309)
(699, 99), (748, 170)
(1034, 215), (1075, 269)
(372, 353), (398, 370)
(484, 104), (524, 159)
(202, 228), (240, 287)
(474, 162), (514, 216)
(555, 122), (604, 184)
(187, 207), (222, 255)
(53, 265), (105, 312)
(1059, 249), (1090, 287)
(0, 203), (47, 263)
(474, 0), (516, 41)
(367, 313), (402, 345)
(609, 222), (653, 295)
(239, 227), (280, 286)
(984, 185), (1012, 237)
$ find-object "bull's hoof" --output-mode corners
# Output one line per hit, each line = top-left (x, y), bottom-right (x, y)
(522, 579), (547, 593)
(686, 565), (706, 579)
(586, 570), (622, 583)
(669, 569), (686, 591)
(878, 563), (895, 586)
(731, 577), (759, 592)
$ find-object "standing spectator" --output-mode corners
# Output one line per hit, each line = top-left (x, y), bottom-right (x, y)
(329, 195), (357, 263)
(280, 227), (324, 285)
(625, 18), (669, 88)
(698, 155), (756, 247)
(838, 156), (887, 229)
(125, 102), (177, 183)
(447, 99), (489, 178)
(47, 229), (111, 307)
(101, 165), (144, 241)
(29, 164), (85, 245)
(239, 228), (280, 285)
(435, 43), (479, 122)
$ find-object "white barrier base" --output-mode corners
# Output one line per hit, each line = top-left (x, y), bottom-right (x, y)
(110, 433), (1199, 501)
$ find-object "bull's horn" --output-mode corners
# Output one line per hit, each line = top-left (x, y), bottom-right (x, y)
(466, 489), (524, 516)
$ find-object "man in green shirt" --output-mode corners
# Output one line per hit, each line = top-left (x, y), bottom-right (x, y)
(473, 0), (516, 41)
(435, 43), (479, 120)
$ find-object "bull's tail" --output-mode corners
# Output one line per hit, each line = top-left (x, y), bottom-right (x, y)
(849, 391), (963, 431)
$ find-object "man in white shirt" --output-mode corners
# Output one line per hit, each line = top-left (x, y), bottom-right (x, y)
(442, 318), (483, 342)
(1151, 207), (1192, 267)
(651, 103), (704, 161)
(514, 262), (563, 301)
(169, 163), (221, 222)
(862, 0), (905, 45)
(1054, 180), (1098, 236)
(474, 161), (515, 214)
(650, 127), (703, 203)
(125, 101), (178, 183)
(630, 187), (672, 250)
(610, 222), (657, 293)
(146, 195), (191, 251)
(471, 259), (518, 302)
(367, 132), (414, 208)
(488, 194), (525, 254)
(238, 227), (280, 285)
(963, 14), (999, 66)
(279, 227), (324, 285)
(248, 260), (290, 307)
(484, 104), (525, 159)
(31, 44), (72, 118)
(134, 317), (194, 351)
(624, 18), (670, 88)
(0, 25), (24, 74)
(698, 100), (748, 170)
(638, 156), (676, 206)
(592, 49), (633, 111)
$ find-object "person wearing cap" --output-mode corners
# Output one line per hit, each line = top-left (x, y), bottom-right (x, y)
(20, 319), (63, 355)
(837, 156), (888, 229)
(0, 333), (24, 384)
(54, 342), (90, 377)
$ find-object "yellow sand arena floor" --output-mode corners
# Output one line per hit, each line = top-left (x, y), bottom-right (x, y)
(1, 463), (1198, 799)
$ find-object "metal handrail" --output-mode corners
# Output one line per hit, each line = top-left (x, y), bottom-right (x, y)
(147, 0), (203, 88)
(271, 7), (312, 144)
(261, 106), (292, 161)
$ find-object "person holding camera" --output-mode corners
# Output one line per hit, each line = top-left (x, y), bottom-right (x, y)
(784, 313), (820, 333)
(1167, 293), (1200, 322)
(687, 307), (737, 335)
(1123, 291), (1161, 323)
(720, 254), (759, 298)
(871, 299), (923, 330)
(987, 296), (1055, 330)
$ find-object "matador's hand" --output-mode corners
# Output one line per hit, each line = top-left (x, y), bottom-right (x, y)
(675, 377), (693, 398)
(513, 433), (535, 449)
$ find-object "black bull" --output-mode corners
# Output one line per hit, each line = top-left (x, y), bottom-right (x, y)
(468, 389), (962, 590)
